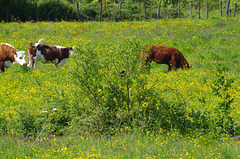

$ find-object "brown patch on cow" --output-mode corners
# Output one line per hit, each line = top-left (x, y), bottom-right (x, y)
(0, 44), (17, 73)
(27, 43), (37, 67)
(140, 45), (191, 71)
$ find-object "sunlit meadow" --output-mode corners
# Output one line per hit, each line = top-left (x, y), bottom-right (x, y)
(0, 18), (240, 158)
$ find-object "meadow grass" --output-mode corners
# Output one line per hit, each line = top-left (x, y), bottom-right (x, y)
(0, 18), (240, 158)
(1, 131), (240, 158)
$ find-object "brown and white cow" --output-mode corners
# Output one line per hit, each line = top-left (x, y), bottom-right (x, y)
(140, 45), (191, 71)
(0, 43), (27, 73)
(27, 39), (74, 68)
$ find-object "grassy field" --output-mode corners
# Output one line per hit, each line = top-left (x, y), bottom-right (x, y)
(1, 131), (240, 158)
(0, 18), (240, 158)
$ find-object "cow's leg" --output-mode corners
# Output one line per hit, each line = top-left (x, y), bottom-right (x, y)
(33, 57), (38, 68)
(168, 64), (172, 71)
(58, 58), (67, 68)
(171, 61), (178, 71)
(27, 50), (31, 67)
(27, 54), (34, 68)
(0, 61), (5, 73)
(30, 55), (35, 68)
(180, 61), (184, 69)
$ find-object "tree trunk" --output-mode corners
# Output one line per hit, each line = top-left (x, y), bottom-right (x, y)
(99, 0), (102, 21)
(157, 0), (161, 19)
(198, 1), (200, 19)
(233, 3), (237, 18)
(206, 2), (208, 19)
(220, 1), (222, 17)
(144, 0), (147, 20)
(119, 1), (122, 21)
(225, 0), (231, 18)
(178, 1), (180, 18)
(190, 4), (192, 19)
(36, 3), (38, 21)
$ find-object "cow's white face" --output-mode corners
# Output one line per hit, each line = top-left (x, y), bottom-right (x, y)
(14, 51), (27, 66)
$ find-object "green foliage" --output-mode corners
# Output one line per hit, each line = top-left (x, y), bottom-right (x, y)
(165, 4), (183, 19)
(210, 62), (239, 137)
(69, 38), (191, 134)
(189, 109), (210, 134)
(79, 3), (99, 20)
(0, 116), (8, 135)
(0, 0), (239, 22)
(0, 0), (35, 21)
(16, 107), (42, 137)
(38, 0), (78, 21)
(188, 62), (239, 137)
(70, 39), (144, 133)
(39, 89), (72, 135)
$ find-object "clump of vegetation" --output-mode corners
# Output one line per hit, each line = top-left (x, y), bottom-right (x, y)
(189, 62), (239, 137)
(69, 38), (191, 134)
(210, 62), (239, 137)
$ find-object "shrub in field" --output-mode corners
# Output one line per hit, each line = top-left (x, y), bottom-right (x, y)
(46, 90), (72, 135)
(189, 109), (211, 135)
(16, 107), (42, 137)
(8, 79), (72, 137)
(210, 62), (239, 137)
(189, 62), (240, 137)
(69, 38), (191, 134)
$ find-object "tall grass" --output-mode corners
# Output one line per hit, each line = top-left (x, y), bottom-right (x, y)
(1, 131), (240, 158)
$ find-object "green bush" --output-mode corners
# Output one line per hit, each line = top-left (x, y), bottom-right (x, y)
(210, 62), (239, 137)
(38, 0), (78, 21)
(16, 107), (42, 137)
(69, 38), (191, 134)
(189, 62), (240, 137)
(0, 0), (35, 21)
(79, 3), (99, 21)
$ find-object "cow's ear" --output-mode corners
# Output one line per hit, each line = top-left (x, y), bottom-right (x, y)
(29, 43), (35, 47)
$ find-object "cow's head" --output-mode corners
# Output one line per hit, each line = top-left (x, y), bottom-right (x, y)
(62, 47), (75, 57)
(69, 46), (75, 55)
(14, 51), (27, 66)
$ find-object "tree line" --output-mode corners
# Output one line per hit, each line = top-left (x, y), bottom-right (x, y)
(0, 0), (239, 22)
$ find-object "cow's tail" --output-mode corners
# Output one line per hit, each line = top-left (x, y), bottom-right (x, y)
(38, 38), (46, 44)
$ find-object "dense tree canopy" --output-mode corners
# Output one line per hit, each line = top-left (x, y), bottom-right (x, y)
(0, 0), (239, 21)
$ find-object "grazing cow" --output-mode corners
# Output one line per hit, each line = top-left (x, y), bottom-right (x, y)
(140, 45), (191, 71)
(27, 39), (74, 68)
(0, 43), (27, 73)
